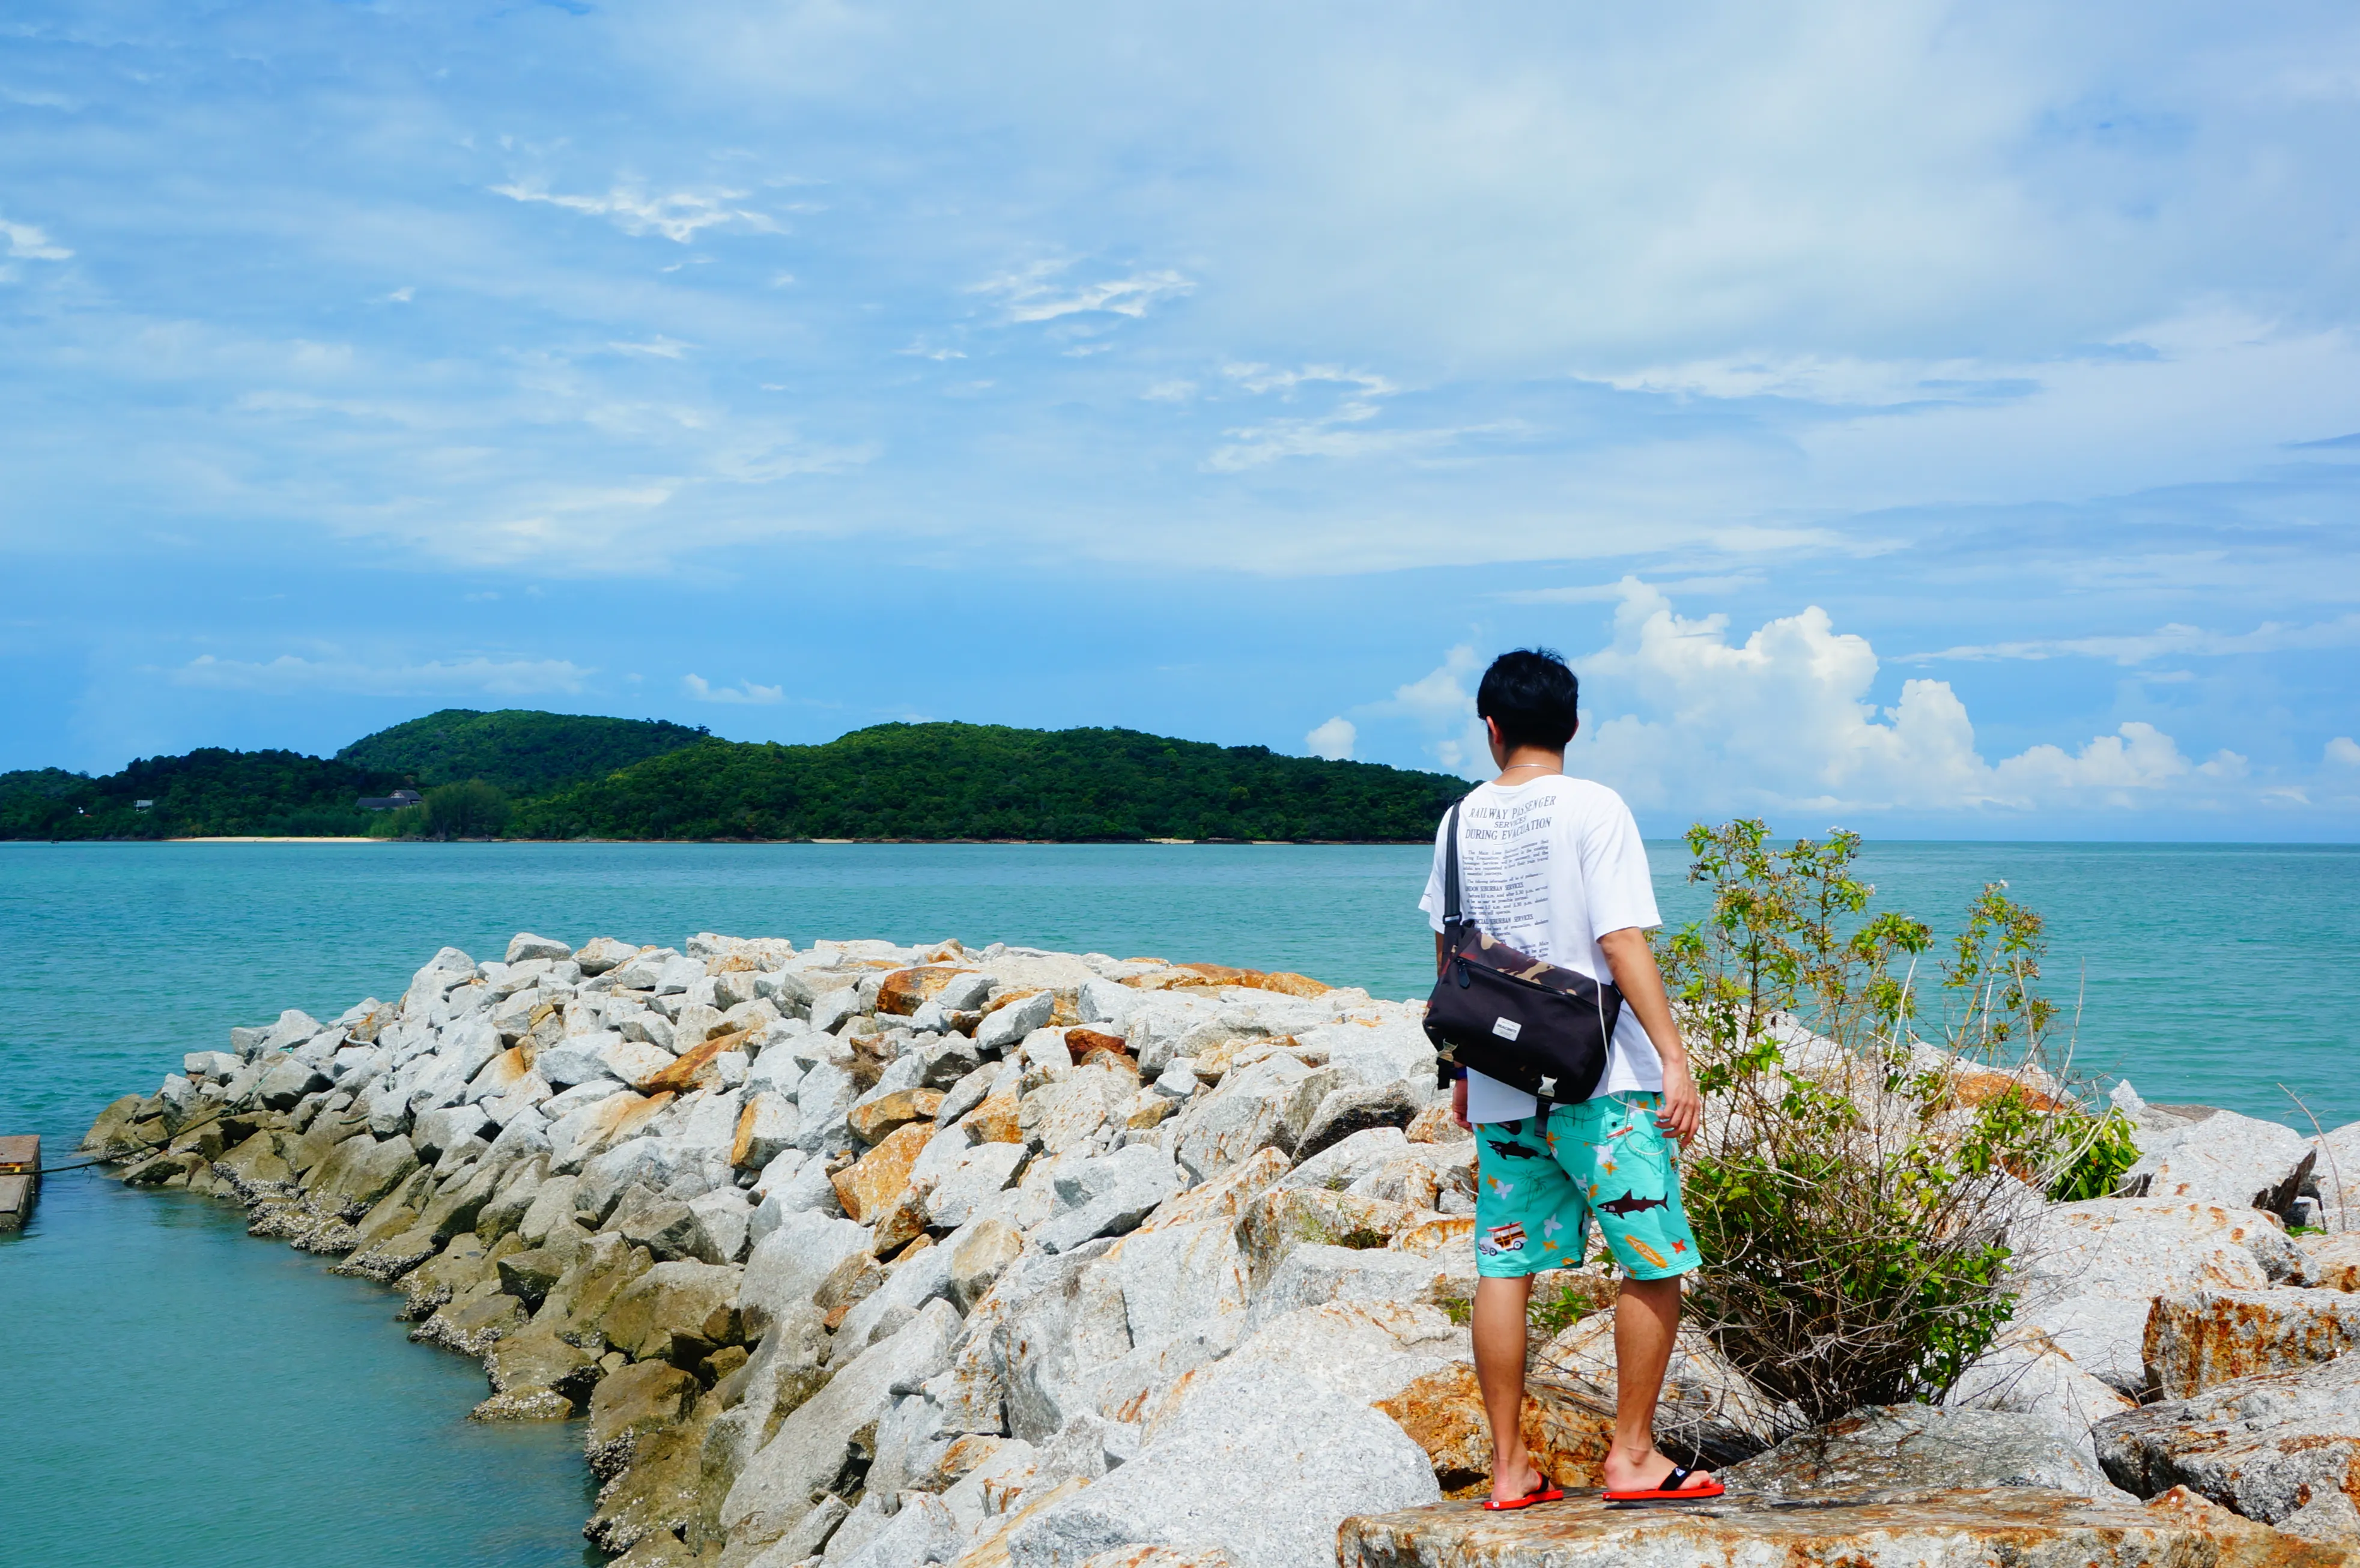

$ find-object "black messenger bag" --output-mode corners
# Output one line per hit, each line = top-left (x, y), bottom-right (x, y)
(1422, 799), (1623, 1106)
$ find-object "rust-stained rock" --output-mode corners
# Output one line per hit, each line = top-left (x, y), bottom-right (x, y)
(2298, 1232), (2360, 1292)
(2145, 1287), (2360, 1398)
(1141, 1147), (1290, 1233)
(831, 1121), (933, 1223)
(1067, 1028), (1130, 1059)
(1404, 1104), (1472, 1145)
(879, 965), (981, 1016)
(637, 1029), (750, 1095)
(2096, 1351), (2360, 1524)
(1145, 963), (1332, 999)
(1335, 1486), (2346, 1568)
(1391, 1217), (1475, 1258)
(963, 1089), (1023, 1146)
(1079, 1548), (1235, 1568)
(849, 1086), (946, 1145)
(1374, 1361), (1614, 1492)
(1234, 1187), (1432, 1289)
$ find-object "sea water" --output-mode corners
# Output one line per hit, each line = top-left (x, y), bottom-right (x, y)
(3, 840), (2353, 1566)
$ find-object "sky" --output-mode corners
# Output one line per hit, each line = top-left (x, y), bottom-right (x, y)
(4, 1), (2358, 838)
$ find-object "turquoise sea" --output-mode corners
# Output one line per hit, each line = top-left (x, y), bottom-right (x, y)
(4, 840), (2355, 1566)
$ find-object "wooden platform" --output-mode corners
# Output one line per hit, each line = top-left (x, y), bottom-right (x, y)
(0, 1136), (38, 1230)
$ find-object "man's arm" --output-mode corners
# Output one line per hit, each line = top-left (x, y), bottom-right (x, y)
(1597, 927), (1700, 1143)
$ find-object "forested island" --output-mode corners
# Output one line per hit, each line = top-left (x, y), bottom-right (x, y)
(0, 711), (1464, 843)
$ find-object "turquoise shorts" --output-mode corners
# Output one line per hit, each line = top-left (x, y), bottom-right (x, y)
(1473, 1092), (1702, 1280)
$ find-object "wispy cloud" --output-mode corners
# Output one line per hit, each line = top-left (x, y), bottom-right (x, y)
(608, 336), (692, 359)
(1497, 574), (1764, 605)
(2, 219), (72, 261)
(682, 673), (783, 704)
(972, 261), (1194, 323)
(491, 181), (775, 243)
(168, 654), (593, 696)
(1903, 614), (2360, 666)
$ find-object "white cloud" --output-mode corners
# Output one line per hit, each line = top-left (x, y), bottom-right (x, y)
(609, 337), (692, 359)
(1497, 573), (1762, 605)
(973, 261), (1194, 323)
(1561, 584), (2258, 814)
(1304, 716), (1356, 760)
(2329, 737), (2360, 766)
(1, 219), (71, 261)
(1368, 645), (1490, 773)
(1906, 613), (2360, 666)
(491, 181), (774, 243)
(682, 673), (783, 704)
(169, 653), (592, 696)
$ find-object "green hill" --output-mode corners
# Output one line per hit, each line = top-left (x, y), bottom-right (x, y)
(0, 750), (408, 840)
(336, 709), (709, 796)
(512, 722), (1464, 842)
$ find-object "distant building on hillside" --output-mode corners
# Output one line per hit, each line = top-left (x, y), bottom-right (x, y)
(134, 799), (154, 811)
(357, 789), (424, 811)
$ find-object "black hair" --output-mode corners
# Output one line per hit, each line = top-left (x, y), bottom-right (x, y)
(1476, 647), (1580, 752)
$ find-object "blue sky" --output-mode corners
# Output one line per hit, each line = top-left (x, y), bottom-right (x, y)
(5, 1), (2358, 837)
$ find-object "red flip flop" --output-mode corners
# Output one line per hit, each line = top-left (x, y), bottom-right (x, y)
(1481, 1480), (1565, 1511)
(1604, 1465), (1724, 1503)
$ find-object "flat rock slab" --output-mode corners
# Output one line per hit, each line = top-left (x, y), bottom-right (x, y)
(1338, 1486), (2341, 1568)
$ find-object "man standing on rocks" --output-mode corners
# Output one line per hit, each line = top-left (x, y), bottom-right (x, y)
(1420, 648), (1717, 1507)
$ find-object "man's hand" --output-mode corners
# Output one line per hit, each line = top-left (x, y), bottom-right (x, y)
(1451, 1073), (1472, 1131)
(1655, 1058), (1702, 1145)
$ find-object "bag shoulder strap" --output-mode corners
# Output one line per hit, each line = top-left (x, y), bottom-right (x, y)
(1442, 799), (1464, 926)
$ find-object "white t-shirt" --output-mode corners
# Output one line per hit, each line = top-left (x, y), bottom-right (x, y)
(1418, 775), (1664, 1123)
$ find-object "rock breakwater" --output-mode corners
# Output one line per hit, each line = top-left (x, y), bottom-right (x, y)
(83, 931), (2360, 1568)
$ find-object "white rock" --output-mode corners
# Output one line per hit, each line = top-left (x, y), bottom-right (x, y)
(505, 931), (572, 965)
(2125, 1107), (2313, 1212)
(976, 991), (1057, 1055)
(1003, 1368), (1438, 1568)
(1096, 1220), (1248, 1348)
(1034, 1145), (1182, 1255)
(595, 1035), (676, 1089)
(542, 1077), (626, 1117)
(183, 1050), (241, 1080)
(811, 987), (863, 1034)
(1946, 1324), (2136, 1462)
(688, 1187), (756, 1264)
(1293, 1017), (1434, 1089)
(575, 1135), (734, 1221)
(413, 1103), (496, 1163)
(739, 1209), (873, 1339)
(834, 1492), (962, 1568)
(2007, 1197), (2295, 1391)
(1079, 978), (1140, 1026)
(1280, 1127), (1410, 1191)
(926, 1143), (1030, 1230)
(1247, 1244), (1469, 1329)
(723, 1300), (962, 1548)
(794, 1061), (861, 1154)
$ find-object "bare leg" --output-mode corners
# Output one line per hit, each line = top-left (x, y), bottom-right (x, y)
(1600, 1276), (1714, 1493)
(1472, 1274), (1543, 1503)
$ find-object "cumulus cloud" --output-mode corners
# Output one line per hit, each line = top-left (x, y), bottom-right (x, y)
(1365, 645), (1490, 773)
(1304, 715), (1356, 760)
(972, 261), (1194, 322)
(491, 181), (774, 243)
(2329, 737), (2360, 766)
(682, 673), (783, 704)
(1565, 584), (2262, 814)
(169, 653), (592, 696)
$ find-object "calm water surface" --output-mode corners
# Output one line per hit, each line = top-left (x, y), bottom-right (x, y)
(3, 840), (2353, 1566)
